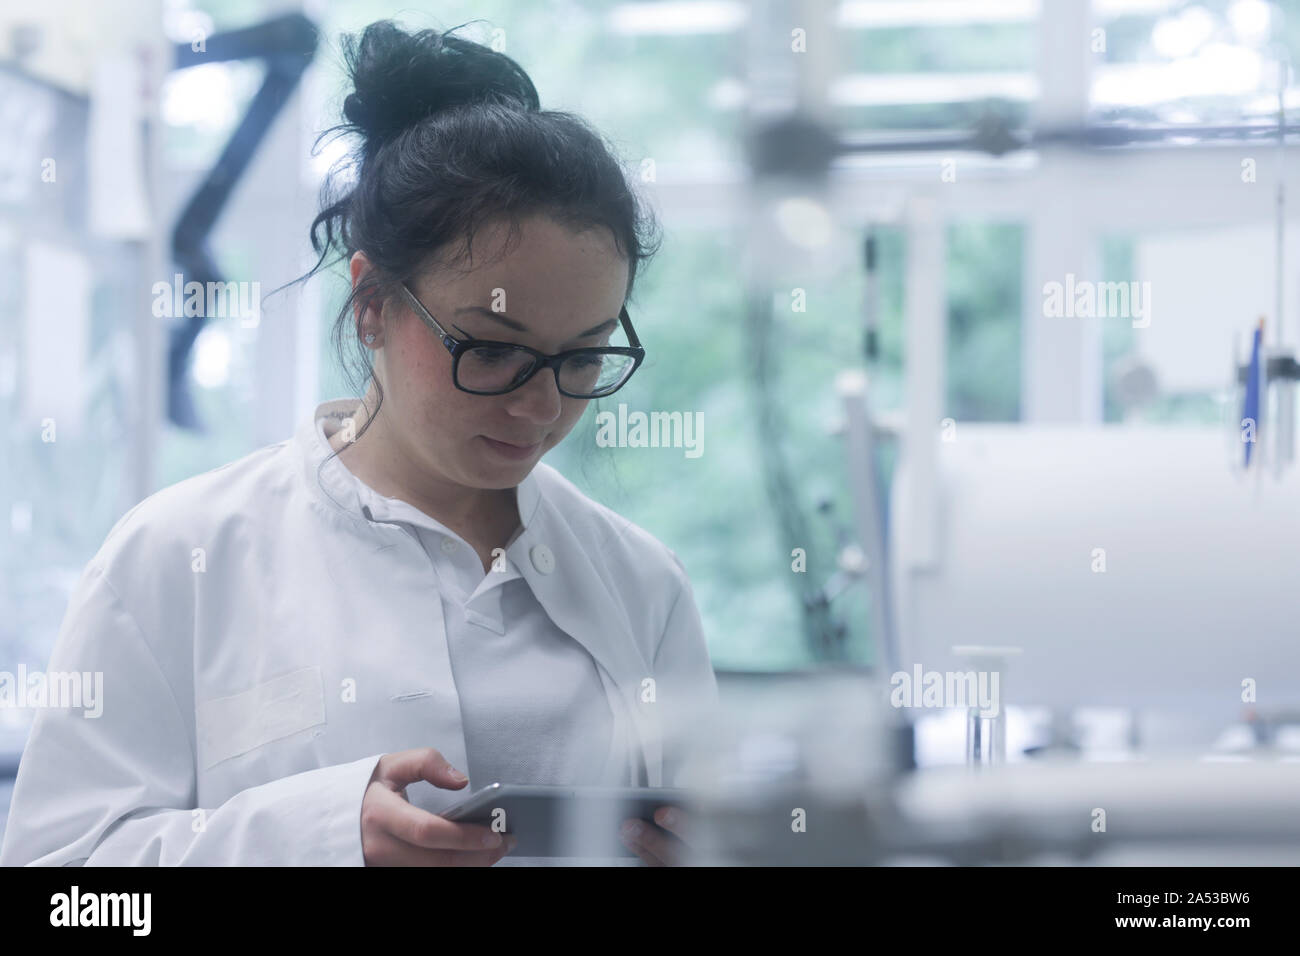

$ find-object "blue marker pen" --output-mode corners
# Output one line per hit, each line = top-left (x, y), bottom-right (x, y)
(1243, 318), (1263, 467)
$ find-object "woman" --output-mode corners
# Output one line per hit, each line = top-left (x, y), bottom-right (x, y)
(0, 20), (717, 867)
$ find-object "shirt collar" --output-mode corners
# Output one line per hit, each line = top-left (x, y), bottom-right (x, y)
(296, 398), (543, 537)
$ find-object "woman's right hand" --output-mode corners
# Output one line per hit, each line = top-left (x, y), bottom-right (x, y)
(361, 748), (516, 866)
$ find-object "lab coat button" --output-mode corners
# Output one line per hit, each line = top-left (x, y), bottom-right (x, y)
(530, 544), (555, 574)
(440, 537), (458, 554)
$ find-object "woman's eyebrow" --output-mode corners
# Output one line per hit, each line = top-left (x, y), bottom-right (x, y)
(454, 305), (618, 340)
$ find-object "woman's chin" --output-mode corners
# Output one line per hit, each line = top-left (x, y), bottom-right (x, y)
(468, 451), (536, 486)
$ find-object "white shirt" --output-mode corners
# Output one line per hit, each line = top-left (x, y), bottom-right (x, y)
(321, 413), (629, 791)
(0, 399), (719, 866)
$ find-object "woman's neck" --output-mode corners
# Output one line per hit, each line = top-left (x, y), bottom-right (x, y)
(327, 402), (519, 539)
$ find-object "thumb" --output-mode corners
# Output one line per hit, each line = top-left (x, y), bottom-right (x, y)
(380, 748), (470, 793)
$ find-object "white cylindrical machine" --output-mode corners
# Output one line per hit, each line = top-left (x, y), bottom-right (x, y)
(891, 425), (1300, 723)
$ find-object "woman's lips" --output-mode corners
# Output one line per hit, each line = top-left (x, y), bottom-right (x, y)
(481, 436), (541, 460)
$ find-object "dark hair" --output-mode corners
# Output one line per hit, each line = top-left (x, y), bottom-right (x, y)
(303, 18), (662, 463)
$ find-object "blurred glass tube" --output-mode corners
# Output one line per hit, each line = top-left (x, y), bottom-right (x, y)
(966, 706), (1004, 768)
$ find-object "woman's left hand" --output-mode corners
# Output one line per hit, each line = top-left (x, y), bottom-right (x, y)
(621, 806), (690, 866)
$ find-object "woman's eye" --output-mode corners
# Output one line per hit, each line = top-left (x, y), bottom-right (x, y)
(471, 347), (515, 364)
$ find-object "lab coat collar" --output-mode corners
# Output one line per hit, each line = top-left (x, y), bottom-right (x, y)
(293, 399), (661, 785)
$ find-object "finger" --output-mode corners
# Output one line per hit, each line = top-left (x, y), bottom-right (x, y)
(623, 834), (667, 867)
(618, 816), (681, 868)
(372, 786), (509, 851)
(652, 806), (688, 841)
(379, 748), (469, 792)
(620, 819), (674, 867)
(368, 829), (514, 867)
(617, 821), (659, 866)
(628, 844), (664, 866)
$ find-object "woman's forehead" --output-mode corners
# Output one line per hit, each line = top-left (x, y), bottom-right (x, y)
(414, 235), (626, 312)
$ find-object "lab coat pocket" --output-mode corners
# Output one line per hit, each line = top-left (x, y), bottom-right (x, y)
(197, 666), (327, 771)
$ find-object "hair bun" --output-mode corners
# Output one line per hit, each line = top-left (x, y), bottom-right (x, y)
(341, 20), (539, 147)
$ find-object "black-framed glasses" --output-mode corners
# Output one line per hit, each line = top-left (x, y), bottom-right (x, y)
(397, 283), (645, 398)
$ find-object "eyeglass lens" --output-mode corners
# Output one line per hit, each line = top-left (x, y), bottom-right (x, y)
(458, 345), (636, 396)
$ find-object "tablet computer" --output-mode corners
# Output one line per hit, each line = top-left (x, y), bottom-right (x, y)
(439, 784), (689, 858)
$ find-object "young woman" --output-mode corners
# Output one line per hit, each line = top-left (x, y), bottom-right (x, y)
(1, 20), (717, 867)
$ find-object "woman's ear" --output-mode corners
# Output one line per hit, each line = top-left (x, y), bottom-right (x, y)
(349, 250), (372, 287)
(349, 251), (382, 345)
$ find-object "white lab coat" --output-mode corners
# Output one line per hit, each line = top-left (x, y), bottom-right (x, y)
(0, 402), (719, 866)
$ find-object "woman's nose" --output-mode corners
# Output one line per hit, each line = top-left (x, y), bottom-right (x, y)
(506, 365), (563, 423)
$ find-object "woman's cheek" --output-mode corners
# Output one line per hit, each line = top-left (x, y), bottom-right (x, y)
(552, 406), (588, 446)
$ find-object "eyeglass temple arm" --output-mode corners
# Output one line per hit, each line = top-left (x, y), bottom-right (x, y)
(620, 306), (643, 350)
(399, 284), (453, 342)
